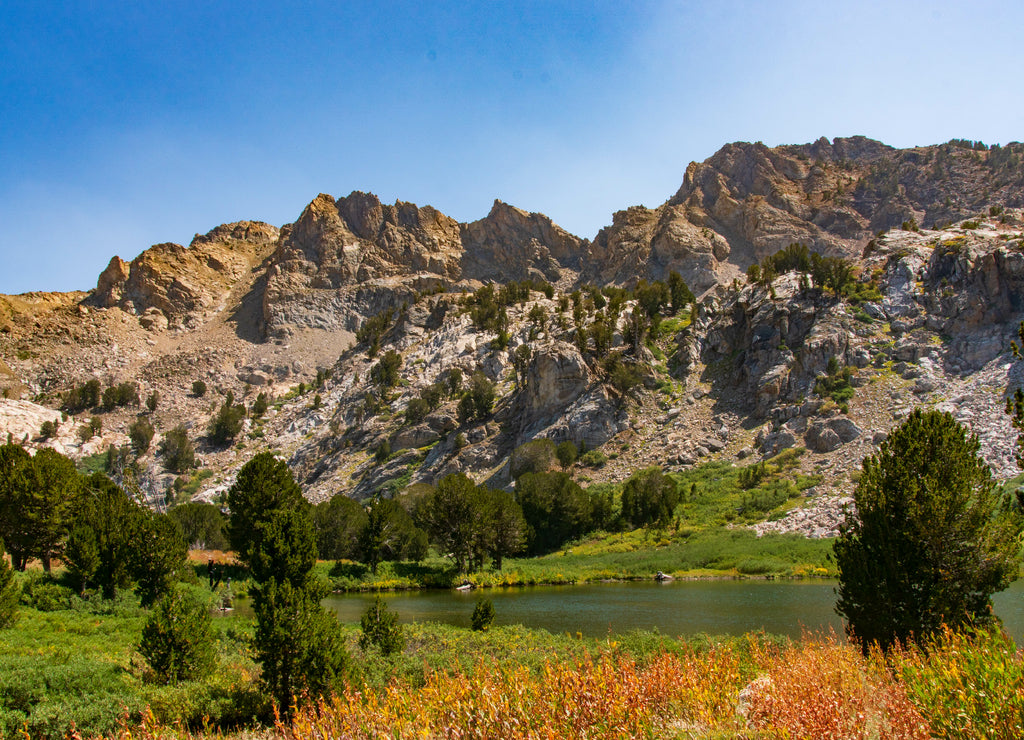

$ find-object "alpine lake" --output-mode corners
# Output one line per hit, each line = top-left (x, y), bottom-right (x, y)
(299, 578), (1024, 640)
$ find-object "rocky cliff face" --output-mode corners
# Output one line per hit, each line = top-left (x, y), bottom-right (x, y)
(584, 136), (1024, 294)
(91, 221), (279, 329)
(2, 136), (1024, 537)
(261, 193), (586, 338)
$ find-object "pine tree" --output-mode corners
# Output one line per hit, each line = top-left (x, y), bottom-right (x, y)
(0, 538), (19, 628)
(226, 453), (307, 570)
(139, 588), (215, 683)
(835, 409), (1021, 651)
(358, 596), (404, 655)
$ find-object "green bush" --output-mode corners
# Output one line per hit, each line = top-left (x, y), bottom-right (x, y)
(191, 380), (207, 397)
(159, 425), (195, 473)
(208, 392), (246, 446)
(580, 450), (607, 468)
(471, 598), (495, 631)
(129, 416), (155, 454)
(509, 439), (557, 479)
(138, 588), (216, 684)
(359, 597), (405, 655)
(556, 441), (579, 469)
(102, 382), (139, 410)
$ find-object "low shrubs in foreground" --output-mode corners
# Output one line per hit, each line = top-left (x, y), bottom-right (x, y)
(5, 592), (1023, 740)
(282, 626), (1021, 740)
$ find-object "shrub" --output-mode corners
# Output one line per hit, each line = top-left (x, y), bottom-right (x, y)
(359, 597), (405, 655)
(146, 391), (159, 412)
(370, 350), (402, 389)
(191, 380), (207, 397)
(39, 419), (58, 440)
(579, 450), (607, 468)
(251, 392), (269, 418)
(129, 416), (155, 454)
(159, 426), (195, 473)
(138, 588), (215, 684)
(63, 379), (101, 413)
(471, 598), (495, 631)
(102, 382), (139, 410)
(620, 467), (680, 528)
(207, 393), (245, 446)
(556, 440), (579, 469)
(406, 397), (430, 425)
(509, 439), (557, 480)
(78, 416), (102, 442)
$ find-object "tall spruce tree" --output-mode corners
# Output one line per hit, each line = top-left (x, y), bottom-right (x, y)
(227, 452), (308, 569)
(231, 454), (349, 716)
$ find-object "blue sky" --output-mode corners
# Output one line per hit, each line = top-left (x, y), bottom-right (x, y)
(2, 1), (1022, 294)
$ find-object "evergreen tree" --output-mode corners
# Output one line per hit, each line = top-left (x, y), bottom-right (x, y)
(313, 494), (368, 560)
(159, 425), (195, 473)
(247, 508), (317, 590)
(834, 409), (1021, 651)
(515, 472), (593, 555)
(667, 270), (695, 314)
(359, 597), (405, 655)
(483, 488), (526, 570)
(72, 473), (143, 598)
(208, 392), (246, 446)
(471, 598), (495, 631)
(556, 441), (579, 470)
(358, 499), (426, 575)
(0, 538), (19, 628)
(64, 524), (100, 595)
(226, 453), (307, 570)
(252, 577), (349, 717)
(415, 473), (479, 572)
(129, 416), (155, 454)
(234, 453), (350, 716)
(620, 467), (680, 528)
(131, 512), (187, 607)
(168, 502), (227, 551)
(139, 588), (215, 684)
(0, 443), (32, 570)
(25, 448), (82, 571)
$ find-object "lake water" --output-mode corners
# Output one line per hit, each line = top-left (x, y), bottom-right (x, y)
(320, 578), (1024, 640)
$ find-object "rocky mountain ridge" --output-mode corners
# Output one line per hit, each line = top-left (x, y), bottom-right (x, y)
(2, 136), (1023, 537)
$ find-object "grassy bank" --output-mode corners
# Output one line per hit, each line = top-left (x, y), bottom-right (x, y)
(323, 528), (835, 591)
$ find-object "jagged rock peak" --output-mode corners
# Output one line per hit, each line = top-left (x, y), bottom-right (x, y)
(88, 220), (280, 325)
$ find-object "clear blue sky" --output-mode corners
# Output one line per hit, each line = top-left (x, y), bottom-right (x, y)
(2, 1), (1022, 294)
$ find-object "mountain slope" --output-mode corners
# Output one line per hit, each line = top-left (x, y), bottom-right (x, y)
(1, 136), (1023, 534)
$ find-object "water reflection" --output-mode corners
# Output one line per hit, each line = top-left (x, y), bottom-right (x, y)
(317, 578), (1024, 640)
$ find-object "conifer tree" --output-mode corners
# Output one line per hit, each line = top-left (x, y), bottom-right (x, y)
(835, 409), (1020, 651)
(0, 538), (19, 628)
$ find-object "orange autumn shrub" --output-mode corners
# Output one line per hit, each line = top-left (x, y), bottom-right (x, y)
(742, 631), (930, 739)
(288, 648), (749, 739)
